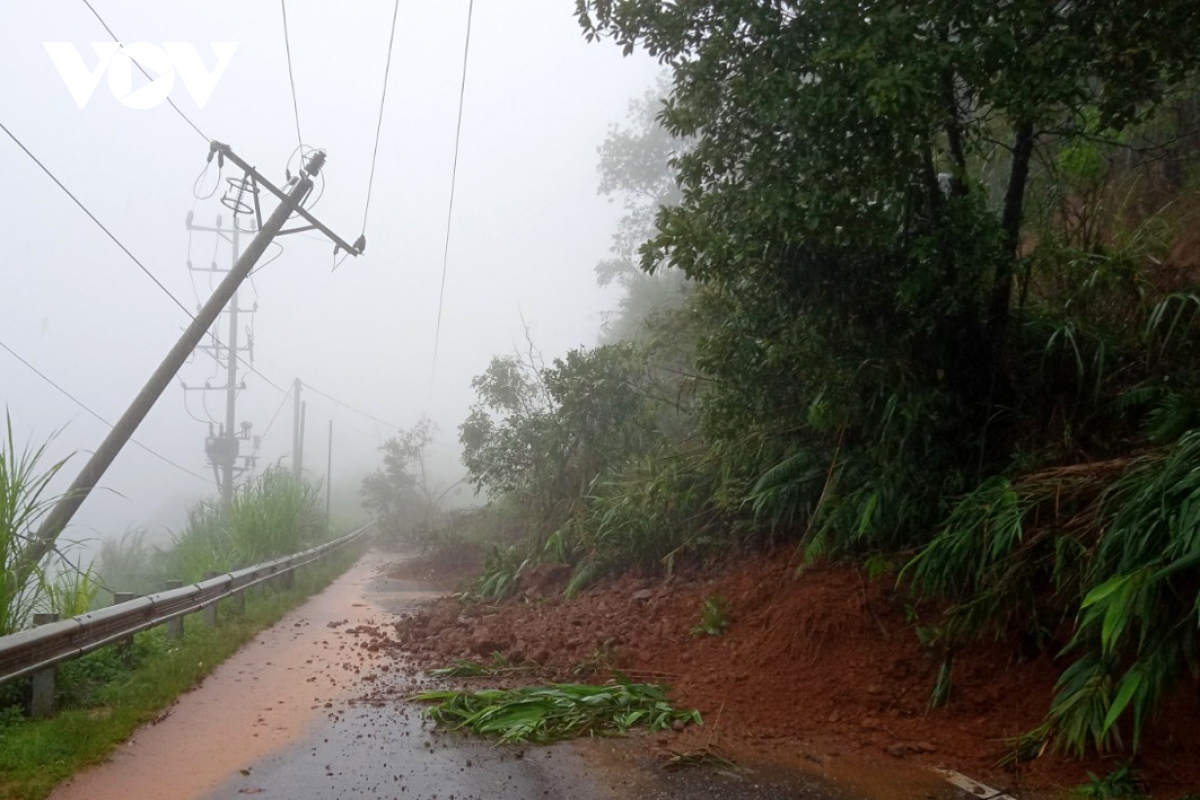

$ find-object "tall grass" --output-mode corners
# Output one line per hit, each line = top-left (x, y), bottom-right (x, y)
(95, 528), (160, 596)
(0, 416), (70, 636)
(908, 430), (1200, 756)
(1047, 431), (1200, 754)
(163, 467), (328, 582)
(41, 557), (100, 618)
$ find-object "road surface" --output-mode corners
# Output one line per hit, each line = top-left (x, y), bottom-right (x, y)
(49, 549), (964, 800)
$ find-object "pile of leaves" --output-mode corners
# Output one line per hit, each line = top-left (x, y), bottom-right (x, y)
(410, 675), (700, 744)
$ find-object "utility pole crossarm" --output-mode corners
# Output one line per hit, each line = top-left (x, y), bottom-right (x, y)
(209, 141), (366, 257)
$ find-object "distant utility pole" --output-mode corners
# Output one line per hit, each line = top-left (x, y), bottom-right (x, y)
(292, 378), (304, 480)
(18, 143), (365, 581)
(184, 213), (257, 506)
(326, 418), (333, 522)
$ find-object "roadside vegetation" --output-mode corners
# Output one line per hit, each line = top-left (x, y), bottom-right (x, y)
(0, 545), (361, 800)
(363, 0), (1200, 772)
(161, 466), (330, 583)
(1, 416), (352, 800)
(0, 416), (84, 636)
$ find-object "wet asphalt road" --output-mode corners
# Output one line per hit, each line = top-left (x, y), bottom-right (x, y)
(197, 690), (866, 800)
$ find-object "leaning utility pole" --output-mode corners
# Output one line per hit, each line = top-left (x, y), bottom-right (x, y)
(17, 143), (364, 581)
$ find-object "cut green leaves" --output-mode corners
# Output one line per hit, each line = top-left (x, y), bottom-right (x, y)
(410, 677), (700, 743)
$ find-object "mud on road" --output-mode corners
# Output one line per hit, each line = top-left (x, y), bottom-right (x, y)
(51, 549), (935, 800)
(386, 547), (1200, 799)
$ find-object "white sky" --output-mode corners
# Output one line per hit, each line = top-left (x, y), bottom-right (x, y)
(0, 0), (659, 545)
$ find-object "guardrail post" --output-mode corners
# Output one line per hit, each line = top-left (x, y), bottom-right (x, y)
(112, 592), (137, 655)
(203, 572), (219, 627)
(229, 583), (245, 615)
(280, 567), (295, 591)
(30, 613), (59, 717)
(163, 580), (185, 639)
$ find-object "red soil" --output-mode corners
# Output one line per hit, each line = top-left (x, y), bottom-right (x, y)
(386, 548), (1200, 798)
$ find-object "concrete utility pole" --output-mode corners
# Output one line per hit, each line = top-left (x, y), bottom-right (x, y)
(292, 378), (303, 480)
(223, 222), (241, 504)
(185, 214), (253, 506)
(18, 143), (364, 582)
(326, 419), (333, 522)
(298, 401), (307, 478)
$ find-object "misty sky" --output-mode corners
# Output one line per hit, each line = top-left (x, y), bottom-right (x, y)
(0, 1), (659, 547)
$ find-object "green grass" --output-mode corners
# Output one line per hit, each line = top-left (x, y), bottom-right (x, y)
(163, 467), (329, 583)
(0, 544), (362, 800)
(0, 415), (71, 636)
(689, 595), (730, 637)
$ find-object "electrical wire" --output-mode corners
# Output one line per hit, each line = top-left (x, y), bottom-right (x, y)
(241, 359), (286, 394)
(12, 15), (307, 415)
(181, 390), (209, 425)
(4, 116), (291, 405)
(430, 0), (475, 387)
(257, 382), (293, 449)
(280, 0), (304, 150)
(185, 229), (203, 310)
(361, 0), (401, 237)
(0, 119), (193, 319)
(79, 0), (210, 144)
(300, 381), (401, 431)
(0, 339), (211, 484)
(200, 383), (220, 424)
(193, 158), (221, 200)
(248, 240), (286, 276)
(4, 109), (303, 506)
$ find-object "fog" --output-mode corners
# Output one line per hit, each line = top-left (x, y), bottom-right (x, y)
(0, 1), (659, 547)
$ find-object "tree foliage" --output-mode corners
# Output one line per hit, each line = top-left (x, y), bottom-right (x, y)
(451, 0), (1200, 762)
(460, 344), (662, 539)
(360, 419), (437, 538)
(567, 0), (1200, 758)
(596, 80), (691, 342)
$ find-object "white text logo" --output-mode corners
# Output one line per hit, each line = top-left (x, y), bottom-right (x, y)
(43, 42), (239, 109)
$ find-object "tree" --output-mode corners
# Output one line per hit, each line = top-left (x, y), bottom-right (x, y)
(596, 80), (691, 343)
(575, 0), (1200, 475)
(360, 419), (437, 537)
(459, 344), (660, 538)
(574, 0), (1200, 755)
(578, 0), (1200, 350)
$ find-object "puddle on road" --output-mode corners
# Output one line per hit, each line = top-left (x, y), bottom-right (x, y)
(48, 549), (429, 800)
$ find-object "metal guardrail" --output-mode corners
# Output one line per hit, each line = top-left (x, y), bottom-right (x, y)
(0, 523), (374, 700)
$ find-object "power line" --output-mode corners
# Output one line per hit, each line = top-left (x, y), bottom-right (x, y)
(361, 0), (401, 237)
(301, 381), (401, 431)
(80, 0), (209, 143)
(2, 117), (291, 405)
(75, 1), (373, 411)
(0, 119), (192, 319)
(240, 358), (286, 395)
(30, 6), (339, 465)
(258, 381), (293, 447)
(280, 0), (304, 150)
(429, 0), (475, 387)
(0, 339), (211, 484)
